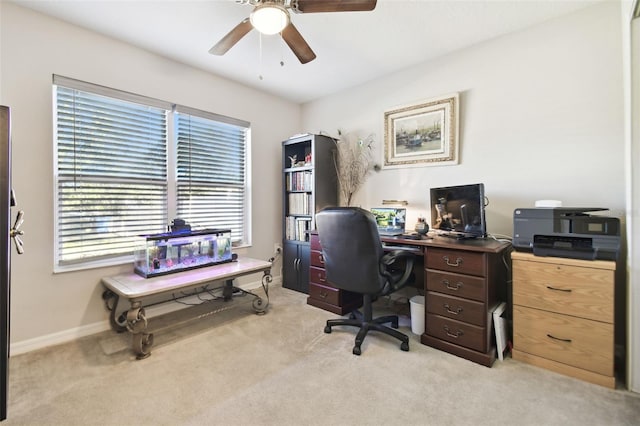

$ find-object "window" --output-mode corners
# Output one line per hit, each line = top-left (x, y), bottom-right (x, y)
(175, 108), (248, 240)
(53, 76), (250, 271)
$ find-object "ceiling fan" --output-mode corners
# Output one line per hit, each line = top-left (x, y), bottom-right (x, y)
(209, 0), (378, 64)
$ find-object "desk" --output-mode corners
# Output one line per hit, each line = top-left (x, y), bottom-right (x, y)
(306, 231), (510, 365)
(381, 235), (511, 366)
(102, 257), (273, 359)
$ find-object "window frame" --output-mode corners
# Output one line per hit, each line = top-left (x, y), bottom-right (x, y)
(52, 75), (251, 273)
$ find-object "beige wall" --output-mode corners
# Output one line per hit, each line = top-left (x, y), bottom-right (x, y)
(302, 1), (632, 387)
(0, 3), (297, 350)
(302, 2), (625, 236)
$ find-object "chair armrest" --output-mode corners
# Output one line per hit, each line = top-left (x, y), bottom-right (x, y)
(381, 249), (415, 266)
(380, 250), (416, 292)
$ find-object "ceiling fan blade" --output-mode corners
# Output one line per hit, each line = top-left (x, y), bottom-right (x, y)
(209, 18), (253, 55)
(281, 23), (316, 64)
(293, 0), (377, 13)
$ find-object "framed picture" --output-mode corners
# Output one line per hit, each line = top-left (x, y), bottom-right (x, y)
(383, 93), (459, 168)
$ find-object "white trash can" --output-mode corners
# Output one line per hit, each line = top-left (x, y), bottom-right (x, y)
(409, 295), (425, 335)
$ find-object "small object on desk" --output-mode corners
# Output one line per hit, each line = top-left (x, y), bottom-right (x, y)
(415, 216), (429, 235)
(402, 233), (422, 240)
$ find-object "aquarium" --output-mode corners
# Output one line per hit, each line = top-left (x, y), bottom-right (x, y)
(134, 229), (233, 278)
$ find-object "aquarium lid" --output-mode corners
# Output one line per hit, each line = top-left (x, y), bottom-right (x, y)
(139, 228), (232, 241)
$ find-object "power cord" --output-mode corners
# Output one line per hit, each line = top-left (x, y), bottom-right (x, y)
(488, 233), (513, 243)
(268, 245), (282, 265)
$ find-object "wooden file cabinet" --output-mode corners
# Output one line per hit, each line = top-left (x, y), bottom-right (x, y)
(511, 252), (616, 388)
(306, 232), (362, 315)
(422, 242), (509, 367)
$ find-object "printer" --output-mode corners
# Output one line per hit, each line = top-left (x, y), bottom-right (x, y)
(513, 207), (620, 261)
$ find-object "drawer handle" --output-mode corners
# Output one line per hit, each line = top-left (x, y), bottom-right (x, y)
(318, 254), (324, 264)
(318, 276), (326, 283)
(319, 291), (328, 299)
(442, 279), (462, 291)
(443, 325), (463, 338)
(443, 304), (463, 315)
(546, 285), (572, 293)
(443, 256), (463, 267)
(547, 334), (572, 343)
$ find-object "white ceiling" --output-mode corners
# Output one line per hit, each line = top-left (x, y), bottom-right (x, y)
(12, 0), (601, 104)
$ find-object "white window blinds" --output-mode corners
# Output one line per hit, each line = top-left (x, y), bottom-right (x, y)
(53, 76), (251, 270)
(55, 84), (169, 265)
(175, 109), (248, 243)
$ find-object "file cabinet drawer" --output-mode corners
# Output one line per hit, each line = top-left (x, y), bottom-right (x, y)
(513, 259), (613, 322)
(426, 270), (486, 302)
(310, 250), (325, 268)
(310, 233), (322, 251)
(426, 248), (486, 277)
(426, 291), (485, 327)
(426, 313), (485, 352)
(514, 305), (613, 376)
(309, 266), (330, 287)
(308, 282), (340, 306)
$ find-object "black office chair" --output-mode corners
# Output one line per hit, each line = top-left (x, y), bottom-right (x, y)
(315, 207), (416, 355)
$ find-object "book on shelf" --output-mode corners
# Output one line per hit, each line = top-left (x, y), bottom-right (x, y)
(285, 216), (312, 241)
(286, 170), (312, 191)
(287, 192), (312, 215)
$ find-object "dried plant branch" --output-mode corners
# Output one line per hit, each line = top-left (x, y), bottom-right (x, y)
(333, 131), (379, 207)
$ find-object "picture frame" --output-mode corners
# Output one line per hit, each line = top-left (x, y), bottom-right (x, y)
(383, 93), (459, 168)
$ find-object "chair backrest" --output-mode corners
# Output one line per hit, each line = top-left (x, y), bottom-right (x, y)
(315, 207), (386, 295)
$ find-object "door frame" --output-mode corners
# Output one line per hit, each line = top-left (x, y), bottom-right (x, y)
(625, 0), (640, 393)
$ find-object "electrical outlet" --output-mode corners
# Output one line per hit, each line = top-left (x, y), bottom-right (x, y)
(274, 243), (282, 254)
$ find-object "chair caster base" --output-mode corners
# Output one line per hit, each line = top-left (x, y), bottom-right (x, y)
(401, 341), (409, 351)
(353, 346), (361, 356)
(324, 325), (332, 334)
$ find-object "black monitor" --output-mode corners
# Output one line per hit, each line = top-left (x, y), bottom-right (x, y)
(429, 183), (487, 238)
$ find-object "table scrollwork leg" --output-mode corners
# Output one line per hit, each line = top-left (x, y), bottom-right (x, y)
(102, 290), (127, 333)
(251, 269), (272, 314)
(132, 332), (154, 360)
(252, 297), (267, 314)
(126, 302), (153, 359)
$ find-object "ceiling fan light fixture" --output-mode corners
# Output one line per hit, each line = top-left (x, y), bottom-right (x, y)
(250, 3), (290, 35)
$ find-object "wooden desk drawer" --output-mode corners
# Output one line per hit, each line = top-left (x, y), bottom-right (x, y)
(513, 305), (613, 376)
(426, 248), (486, 277)
(310, 233), (321, 251)
(426, 270), (486, 302)
(426, 291), (485, 327)
(308, 282), (340, 305)
(426, 313), (486, 352)
(513, 260), (613, 322)
(310, 250), (325, 268)
(309, 266), (330, 286)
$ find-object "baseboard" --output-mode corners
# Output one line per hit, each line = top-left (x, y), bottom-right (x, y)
(10, 321), (111, 356)
(10, 275), (281, 356)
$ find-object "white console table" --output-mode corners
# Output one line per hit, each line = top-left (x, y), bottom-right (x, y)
(101, 257), (273, 359)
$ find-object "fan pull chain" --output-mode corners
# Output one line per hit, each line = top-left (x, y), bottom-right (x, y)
(279, 31), (285, 67)
(258, 33), (263, 80)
